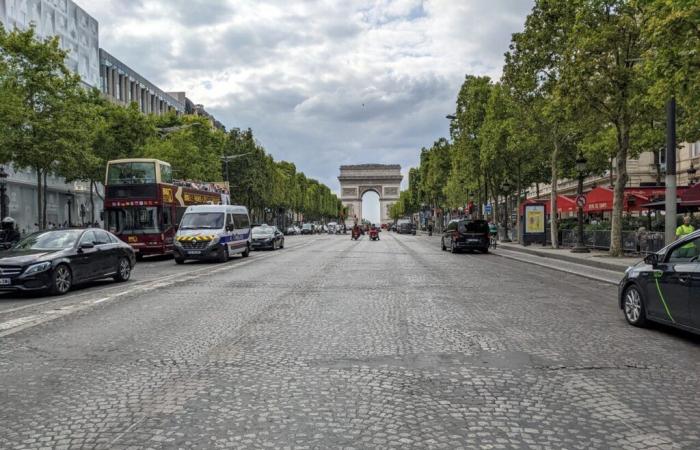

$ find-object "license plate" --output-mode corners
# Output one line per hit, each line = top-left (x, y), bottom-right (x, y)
(0, 278), (11, 285)
(468, 239), (480, 243)
(188, 250), (201, 255)
(127, 236), (138, 243)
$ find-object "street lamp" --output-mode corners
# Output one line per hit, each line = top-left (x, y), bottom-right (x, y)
(571, 151), (590, 253)
(0, 166), (7, 221)
(501, 181), (512, 243)
(66, 194), (74, 227)
(687, 162), (697, 186)
(220, 153), (253, 190)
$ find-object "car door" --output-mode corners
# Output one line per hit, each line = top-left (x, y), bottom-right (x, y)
(225, 213), (236, 252)
(94, 230), (119, 276)
(644, 236), (698, 326)
(689, 261), (700, 329)
(73, 231), (102, 282)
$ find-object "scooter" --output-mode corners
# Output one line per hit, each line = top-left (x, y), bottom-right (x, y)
(369, 228), (379, 241)
(351, 228), (361, 240)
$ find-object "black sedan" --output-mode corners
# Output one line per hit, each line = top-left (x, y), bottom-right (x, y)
(0, 228), (135, 295)
(620, 230), (700, 333)
(251, 226), (285, 250)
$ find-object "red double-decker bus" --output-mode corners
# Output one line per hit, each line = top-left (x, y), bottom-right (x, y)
(104, 158), (229, 258)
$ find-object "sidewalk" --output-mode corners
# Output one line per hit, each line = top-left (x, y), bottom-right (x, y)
(496, 242), (639, 272)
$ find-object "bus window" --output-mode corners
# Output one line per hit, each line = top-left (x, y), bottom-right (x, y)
(160, 163), (173, 184)
(107, 162), (156, 185)
(162, 206), (172, 228)
(105, 207), (160, 234)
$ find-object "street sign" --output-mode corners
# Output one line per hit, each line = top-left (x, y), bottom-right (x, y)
(484, 204), (493, 214)
(576, 195), (587, 208)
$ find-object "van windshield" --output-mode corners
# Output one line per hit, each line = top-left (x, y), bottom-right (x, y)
(180, 212), (224, 229)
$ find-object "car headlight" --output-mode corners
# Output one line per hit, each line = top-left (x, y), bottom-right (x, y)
(208, 236), (221, 246)
(23, 261), (51, 275)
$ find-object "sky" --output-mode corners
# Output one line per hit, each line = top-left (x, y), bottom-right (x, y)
(82, 0), (533, 217)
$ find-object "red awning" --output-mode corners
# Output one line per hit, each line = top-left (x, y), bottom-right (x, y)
(556, 195), (577, 214)
(681, 184), (700, 205)
(584, 187), (614, 212)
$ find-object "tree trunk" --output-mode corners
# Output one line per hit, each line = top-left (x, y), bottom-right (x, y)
(516, 160), (522, 244)
(550, 140), (559, 249)
(610, 124), (630, 257)
(36, 169), (43, 231)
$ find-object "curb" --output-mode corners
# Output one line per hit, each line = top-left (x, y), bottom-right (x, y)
(496, 243), (635, 272)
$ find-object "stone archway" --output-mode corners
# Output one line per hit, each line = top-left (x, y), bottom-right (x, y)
(338, 164), (403, 225)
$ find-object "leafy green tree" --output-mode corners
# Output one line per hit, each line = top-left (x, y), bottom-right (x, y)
(0, 26), (93, 229)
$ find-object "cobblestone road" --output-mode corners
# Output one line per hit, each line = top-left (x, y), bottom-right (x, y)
(1, 233), (700, 449)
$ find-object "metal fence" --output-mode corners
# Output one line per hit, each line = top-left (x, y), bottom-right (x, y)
(560, 229), (665, 255)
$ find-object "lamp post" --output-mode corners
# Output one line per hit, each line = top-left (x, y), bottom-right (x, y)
(572, 151), (590, 253)
(0, 166), (7, 221)
(501, 181), (512, 243)
(66, 194), (73, 227)
(687, 162), (697, 186)
(220, 153), (252, 192)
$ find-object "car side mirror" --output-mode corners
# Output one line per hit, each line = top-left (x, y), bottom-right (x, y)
(226, 224), (234, 232)
(644, 253), (658, 267)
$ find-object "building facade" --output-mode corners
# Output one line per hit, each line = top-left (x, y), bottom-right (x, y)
(0, 0), (100, 87)
(530, 141), (700, 200)
(101, 49), (185, 115)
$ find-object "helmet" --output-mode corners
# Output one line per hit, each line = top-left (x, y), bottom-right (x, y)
(1, 217), (15, 225)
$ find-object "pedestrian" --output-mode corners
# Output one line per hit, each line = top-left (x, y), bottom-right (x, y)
(427, 221), (433, 237)
(636, 226), (648, 254)
(675, 216), (696, 258)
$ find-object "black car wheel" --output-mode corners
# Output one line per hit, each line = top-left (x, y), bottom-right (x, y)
(114, 257), (132, 282)
(175, 257), (185, 265)
(217, 246), (229, 263)
(623, 285), (648, 327)
(441, 239), (446, 251)
(480, 247), (489, 254)
(51, 264), (72, 295)
(280, 239), (284, 249)
(242, 244), (250, 258)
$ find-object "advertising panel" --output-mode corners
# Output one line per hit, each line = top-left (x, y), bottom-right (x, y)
(525, 204), (545, 234)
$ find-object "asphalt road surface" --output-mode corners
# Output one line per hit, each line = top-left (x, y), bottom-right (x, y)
(1, 233), (699, 449)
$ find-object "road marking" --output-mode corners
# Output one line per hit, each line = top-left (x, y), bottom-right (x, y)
(0, 238), (319, 338)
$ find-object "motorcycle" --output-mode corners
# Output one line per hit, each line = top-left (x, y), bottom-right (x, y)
(351, 228), (361, 240)
(369, 228), (379, 241)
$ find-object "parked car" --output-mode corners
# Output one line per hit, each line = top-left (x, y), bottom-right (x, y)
(301, 223), (314, 235)
(251, 225), (285, 250)
(441, 219), (490, 253)
(0, 228), (135, 295)
(620, 230), (700, 333)
(285, 226), (297, 235)
(396, 219), (415, 235)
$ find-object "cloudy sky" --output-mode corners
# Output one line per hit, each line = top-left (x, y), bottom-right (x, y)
(82, 0), (533, 211)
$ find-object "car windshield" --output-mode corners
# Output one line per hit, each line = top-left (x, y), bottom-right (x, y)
(106, 207), (160, 235)
(14, 230), (83, 250)
(252, 226), (274, 235)
(180, 212), (224, 229)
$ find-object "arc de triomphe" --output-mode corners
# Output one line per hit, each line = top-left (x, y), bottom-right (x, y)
(338, 164), (403, 225)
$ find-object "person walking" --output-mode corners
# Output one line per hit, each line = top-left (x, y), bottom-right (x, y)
(676, 216), (696, 258)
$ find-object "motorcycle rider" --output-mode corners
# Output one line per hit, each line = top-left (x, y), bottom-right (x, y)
(0, 217), (20, 248)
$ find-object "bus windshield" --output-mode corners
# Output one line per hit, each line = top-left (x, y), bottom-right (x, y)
(108, 162), (157, 185)
(179, 213), (224, 230)
(106, 207), (160, 234)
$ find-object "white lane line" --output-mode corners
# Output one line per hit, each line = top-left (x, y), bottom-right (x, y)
(0, 239), (319, 338)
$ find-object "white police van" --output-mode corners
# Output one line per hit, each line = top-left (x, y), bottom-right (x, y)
(173, 205), (251, 264)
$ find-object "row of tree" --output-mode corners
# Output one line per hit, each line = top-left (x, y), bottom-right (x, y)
(391, 0), (699, 255)
(0, 26), (341, 228)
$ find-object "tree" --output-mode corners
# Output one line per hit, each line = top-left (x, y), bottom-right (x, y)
(0, 26), (94, 229)
(560, 0), (652, 256)
(503, 0), (580, 248)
